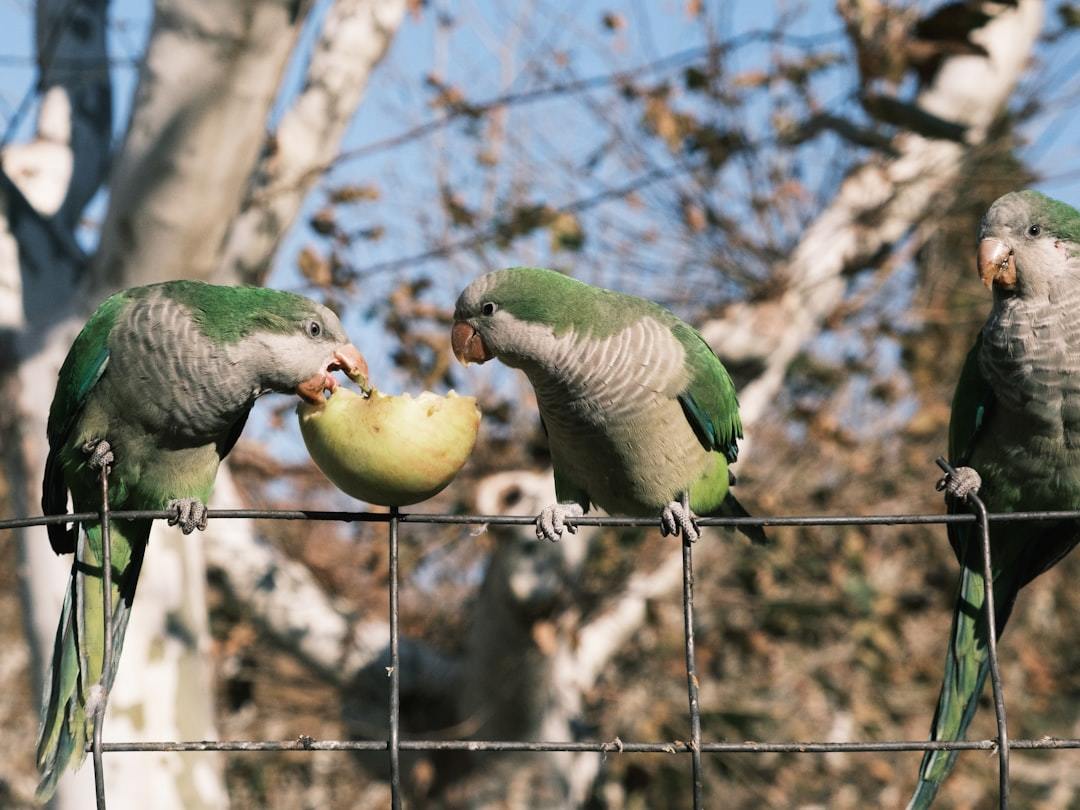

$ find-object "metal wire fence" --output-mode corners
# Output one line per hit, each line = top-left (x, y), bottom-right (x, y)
(6, 458), (1080, 809)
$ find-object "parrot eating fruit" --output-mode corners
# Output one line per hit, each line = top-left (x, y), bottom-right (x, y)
(35, 280), (365, 800)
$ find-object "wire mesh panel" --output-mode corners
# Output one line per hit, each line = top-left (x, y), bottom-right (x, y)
(8, 462), (1080, 810)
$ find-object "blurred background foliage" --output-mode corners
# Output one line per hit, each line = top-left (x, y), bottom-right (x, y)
(225, 2), (1080, 806)
(2, 0), (1080, 807)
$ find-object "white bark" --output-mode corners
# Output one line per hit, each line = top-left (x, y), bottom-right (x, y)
(217, 0), (408, 284)
(4, 0), (109, 805)
(92, 521), (228, 810)
(701, 0), (1043, 425)
(0, 201), (22, 330)
(10, 0), (409, 802)
(464, 471), (600, 805)
(204, 469), (459, 694)
(2, 88), (73, 217)
(92, 0), (315, 288)
(11, 1), (339, 807)
(36, 0), (112, 227)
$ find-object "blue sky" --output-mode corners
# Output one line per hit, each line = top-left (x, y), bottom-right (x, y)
(0, 0), (1077, 421)
(1, 1), (1075, 235)
(1, 0), (1075, 292)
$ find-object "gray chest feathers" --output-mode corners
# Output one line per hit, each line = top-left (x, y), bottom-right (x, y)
(980, 290), (1080, 450)
(521, 317), (711, 512)
(100, 294), (259, 442)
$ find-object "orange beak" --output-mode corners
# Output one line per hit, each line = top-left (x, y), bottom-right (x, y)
(977, 238), (1017, 291)
(296, 343), (369, 404)
(330, 344), (369, 381)
(452, 321), (492, 365)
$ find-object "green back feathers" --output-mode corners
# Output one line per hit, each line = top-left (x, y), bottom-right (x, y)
(486, 267), (661, 338)
(48, 281), (315, 443)
(44, 290), (128, 551)
(480, 267), (744, 460)
(948, 332), (993, 467)
(48, 290), (128, 443)
(155, 280), (316, 343)
(672, 323), (743, 463)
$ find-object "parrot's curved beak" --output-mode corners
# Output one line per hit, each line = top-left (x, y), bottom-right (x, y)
(452, 321), (492, 365)
(296, 344), (369, 404)
(978, 238), (1017, 291)
(330, 344), (369, 381)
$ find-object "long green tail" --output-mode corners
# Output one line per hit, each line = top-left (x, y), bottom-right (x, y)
(907, 560), (1015, 809)
(35, 519), (149, 802)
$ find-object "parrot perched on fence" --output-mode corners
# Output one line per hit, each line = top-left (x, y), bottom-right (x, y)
(35, 280), (366, 800)
(909, 190), (1080, 808)
(451, 266), (764, 545)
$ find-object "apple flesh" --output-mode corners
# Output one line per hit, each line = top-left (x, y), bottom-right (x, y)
(298, 387), (481, 506)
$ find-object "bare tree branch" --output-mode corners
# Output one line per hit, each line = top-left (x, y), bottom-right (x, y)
(92, 0), (318, 291)
(346, 163), (695, 279)
(218, 0), (408, 285)
(205, 469), (460, 698)
(704, 0), (1042, 425)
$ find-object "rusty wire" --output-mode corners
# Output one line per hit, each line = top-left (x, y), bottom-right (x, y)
(2, 466), (1073, 810)
(91, 465), (114, 809)
(937, 458), (1010, 807)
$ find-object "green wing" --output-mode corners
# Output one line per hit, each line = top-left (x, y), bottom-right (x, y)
(943, 333), (994, 559)
(947, 332), (993, 468)
(43, 291), (129, 553)
(672, 323), (742, 463)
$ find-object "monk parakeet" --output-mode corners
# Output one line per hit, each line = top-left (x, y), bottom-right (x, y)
(451, 266), (764, 545)
(35, 280), (366, 800)
(909, 190), (1080, 808)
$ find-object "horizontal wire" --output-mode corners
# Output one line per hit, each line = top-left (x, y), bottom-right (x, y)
(90, 737), (1080, 754)
(16, 501), (1078, 779)
(7, 507), (1080, 533)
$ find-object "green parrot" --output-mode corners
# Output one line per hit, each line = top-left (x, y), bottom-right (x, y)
(909, 190), (1080, 808)
(451, 266), (764, 545)
(35, 280), (366, 800)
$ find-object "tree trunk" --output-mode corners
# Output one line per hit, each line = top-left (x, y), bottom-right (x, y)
(6, 0), (408, 804)
(217, 0), (408, 284)
(3, 0), (396, 806)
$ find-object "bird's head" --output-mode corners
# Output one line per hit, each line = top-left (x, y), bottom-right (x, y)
(977, 190), (1080, 299)
(242, 290), (367, 404)
(452, 267), (588, 369)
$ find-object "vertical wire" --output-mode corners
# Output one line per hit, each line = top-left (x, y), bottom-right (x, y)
(93, 464), (113, 810)
(389, 505), (402, 810)
(936, 458), (1009, 808)
(681, 535), (703, 809)
(15, 475), (1032, 804)
(972, 495), (1009, 808)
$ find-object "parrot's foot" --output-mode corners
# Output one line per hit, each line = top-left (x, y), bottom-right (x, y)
(936, 466), (982, 501)
(167, 498), (209, 534)
(661, 493), (700, 543)
(81, 438), (114, 471)
(85, 683), (107, 719)
(536, 502), (584, 542)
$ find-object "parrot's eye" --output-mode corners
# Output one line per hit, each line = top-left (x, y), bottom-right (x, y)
(481, 302), (498, 316)
(1027, 224), (1041, 237)
(305, 320), (322, 338)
